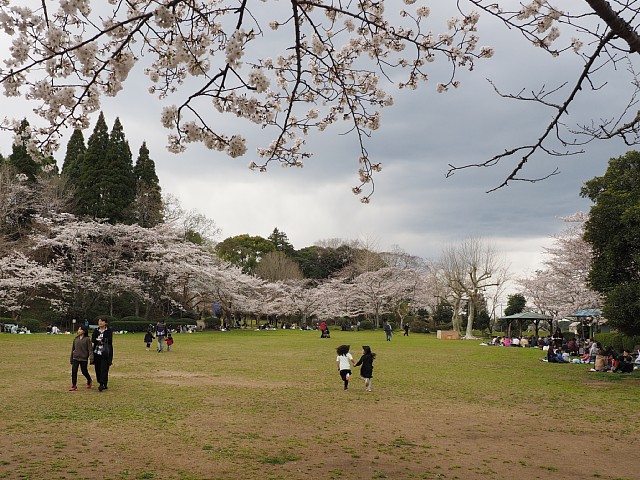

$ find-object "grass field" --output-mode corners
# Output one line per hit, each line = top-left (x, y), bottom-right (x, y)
(1, 329), (638, 480)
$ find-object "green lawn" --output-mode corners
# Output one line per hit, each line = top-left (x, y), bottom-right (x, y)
(1, 329), (638, 480)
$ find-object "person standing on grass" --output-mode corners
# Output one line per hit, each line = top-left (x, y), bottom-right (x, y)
(69, 325), (94, 391)
(166, 333), (174, 351)
(91, 317), (114, 392)
(155, 320), (167, 352)
(403, 323), (409, 336)
(143, 328), (154, 351)
(355, 345), (376, 392)
(384, 321), (392, 341)
(336, 345), (356, 391)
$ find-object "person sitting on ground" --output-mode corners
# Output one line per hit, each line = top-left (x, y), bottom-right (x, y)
(511, 336), (521, 347)
(520, 337), (529, 348)
(502, 336), (511, 347)
(567, 338), (579, 355)
(579, 349), (591, 363)
(612, 349), (635, 373)
(605, 346), (618, 370)
(592, 344), (608, 371)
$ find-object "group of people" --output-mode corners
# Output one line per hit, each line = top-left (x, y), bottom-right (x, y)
(69, 317), (113, 392)
(144, 321), (175, 353)
(335, 345), (376, 392)
(69, 318), (183, 392)
(540, 338), (638, 373)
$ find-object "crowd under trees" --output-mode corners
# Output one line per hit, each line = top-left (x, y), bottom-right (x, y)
(1, 2), (640, 334)
(1, 111), (639, 335)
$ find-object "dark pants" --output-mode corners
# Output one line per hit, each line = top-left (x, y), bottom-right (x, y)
(72, 360), (92, 387)
(94, 354), (110, 387)
(339, 369), (351, 389)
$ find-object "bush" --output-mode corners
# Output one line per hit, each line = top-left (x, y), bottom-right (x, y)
(409, 319), (429, 334)
(595, 333), (640, 353)
(20, 318), (42, 333)
(110, 321), (149, 333)
(359, 320), (374, 330)
(121, 316), (147, 323)
(206, 317), (222, 329)
(435, 322), (453, 331)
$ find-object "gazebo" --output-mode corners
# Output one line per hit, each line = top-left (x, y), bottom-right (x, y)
(568, 309), (603, 338)
(499, 311), (552, 337)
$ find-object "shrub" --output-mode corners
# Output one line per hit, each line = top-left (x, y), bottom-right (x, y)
(410, 319), (429, 334)
(359, 320), (374, 330)
(595, 333), (640, 353)
(206, 317), (222, 329)
(435, 322), (453, 331)
(110, 321), (149, 333)
(121, 316), (147, 323)
(20, 318), (42, 333)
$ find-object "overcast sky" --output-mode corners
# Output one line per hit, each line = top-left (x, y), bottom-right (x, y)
(1, 2), (635, 298)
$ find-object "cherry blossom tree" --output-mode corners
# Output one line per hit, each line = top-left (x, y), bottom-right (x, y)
(0, 0), (493, 202)
(2, 2), (639, 198)
(517, 213), (601, 323)
(0, 250), (66, 319)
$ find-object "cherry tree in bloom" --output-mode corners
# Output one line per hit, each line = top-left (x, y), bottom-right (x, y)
(0, 250), (66, 320)
(517, 213), (601, 321)
(277, 279), (326, 327)
(0, 0), (494, 201)
(349, 266), (423, 327)
(1, 2), (639, 196)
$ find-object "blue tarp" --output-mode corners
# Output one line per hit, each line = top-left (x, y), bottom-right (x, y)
(571, 309), (601, 317)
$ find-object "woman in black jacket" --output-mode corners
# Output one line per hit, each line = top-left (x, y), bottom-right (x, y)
(91, 317), (114, 391)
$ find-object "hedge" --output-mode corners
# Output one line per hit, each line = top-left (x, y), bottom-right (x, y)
(594, 333), (640, 353)
(108, 320), (195, 333)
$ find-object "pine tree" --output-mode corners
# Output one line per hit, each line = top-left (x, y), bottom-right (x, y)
(100, 117), (135, 223)
(133, 141), (163, 227)
(61, 128), (86, 180)
(74, 112), (110, 218)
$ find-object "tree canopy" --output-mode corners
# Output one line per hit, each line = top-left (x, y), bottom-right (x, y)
(2, 2), (640, 199)
(582, 150), (640, 335)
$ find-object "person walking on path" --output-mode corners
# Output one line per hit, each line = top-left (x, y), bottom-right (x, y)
(69, 325), (94, 391)
(336, 345), (356, 390)
(91, 317), (114, 391)
(355, 345), (376, 392)
(155, 320), (167, 352)
(384, 321), (392, 341)
(144, 329), (154, 351)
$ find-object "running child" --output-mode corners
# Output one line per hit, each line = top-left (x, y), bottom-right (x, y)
(336, 345), (355, 390)
(355, 345), (376, 392)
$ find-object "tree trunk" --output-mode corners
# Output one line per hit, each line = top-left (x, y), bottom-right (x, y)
(463, 301), (477, 339)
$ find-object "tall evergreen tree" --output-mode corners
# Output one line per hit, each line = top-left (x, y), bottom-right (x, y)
(74, 112), (110, 218)
(133, 142), (163, 227)
(101, 117), (135, 223)
(61, 128), (86, 180)
(268, 227), (295, 256)
(8, 119), (39, 182)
